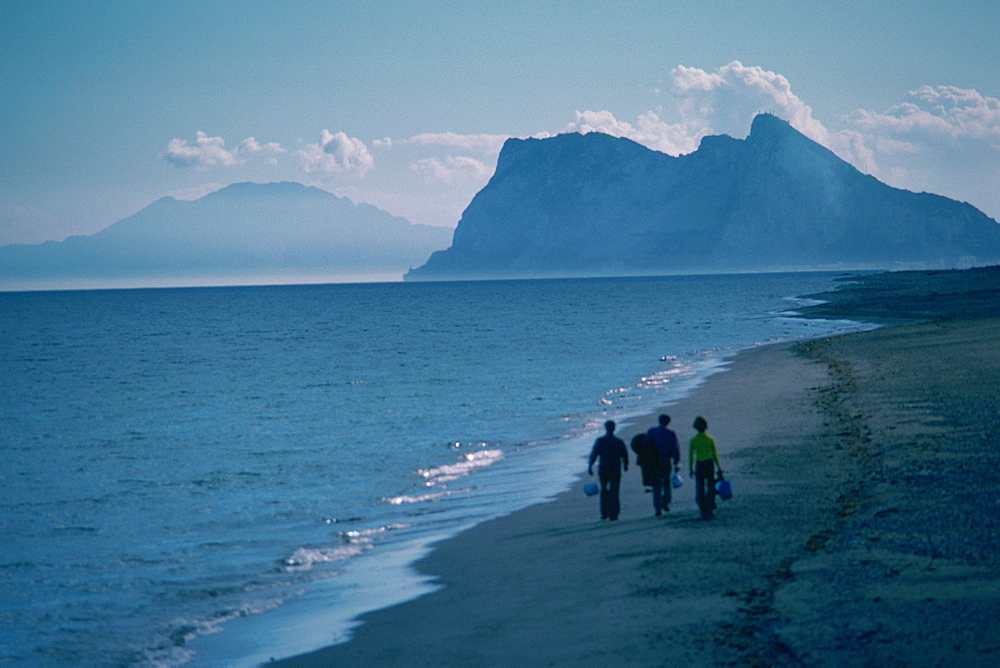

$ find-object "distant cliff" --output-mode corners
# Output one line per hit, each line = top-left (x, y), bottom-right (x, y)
(406, 114), (1000, 280)
(0, 182), (452, 289)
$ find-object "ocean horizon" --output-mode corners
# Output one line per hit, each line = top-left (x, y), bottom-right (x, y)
(1, 272), (874, 666)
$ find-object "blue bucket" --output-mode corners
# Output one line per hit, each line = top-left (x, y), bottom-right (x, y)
(584, 480), (599, 496)
(715, 478), (733, 500)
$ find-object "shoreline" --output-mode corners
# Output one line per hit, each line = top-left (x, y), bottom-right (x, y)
(276, 267), (1000, 666)
(275, 340), (847, 666)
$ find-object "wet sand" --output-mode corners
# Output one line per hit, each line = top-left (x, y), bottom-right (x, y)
(277, 267), (1000, 666)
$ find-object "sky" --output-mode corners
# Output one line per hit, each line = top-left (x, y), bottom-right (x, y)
(2, 0), (998, 247)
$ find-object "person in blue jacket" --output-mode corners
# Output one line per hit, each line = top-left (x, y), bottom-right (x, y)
(588, 420), (629, 520)
(645, 414), (681, 516)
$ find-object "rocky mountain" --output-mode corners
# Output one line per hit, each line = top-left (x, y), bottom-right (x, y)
(406, 114), (1000, 280)
(0, 182), (452, 289)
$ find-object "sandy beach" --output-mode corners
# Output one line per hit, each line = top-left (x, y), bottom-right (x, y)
(277, 268), (1000, 666)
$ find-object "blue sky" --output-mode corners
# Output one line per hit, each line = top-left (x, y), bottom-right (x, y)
(2, 0), (998, 246)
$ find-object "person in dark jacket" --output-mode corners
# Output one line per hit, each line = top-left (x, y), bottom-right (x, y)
(645, 414), (681, 516)
(588, 420), (629, 520)
(631, 432), (656, 491)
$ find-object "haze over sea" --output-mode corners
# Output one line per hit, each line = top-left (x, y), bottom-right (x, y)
(1, 273), (872, 666)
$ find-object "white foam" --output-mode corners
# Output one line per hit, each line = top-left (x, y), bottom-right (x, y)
(282, 545), (368, 572)
(416, 449), (504, 486)
(383, 488), (474, 505)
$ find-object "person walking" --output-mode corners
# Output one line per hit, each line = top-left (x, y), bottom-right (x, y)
(645, 414), (681, 516)
(631, 432), (656, 491)
(588, 420), (629, 521)
(688, 416), (723, 519)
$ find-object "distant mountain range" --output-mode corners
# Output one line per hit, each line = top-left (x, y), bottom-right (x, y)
(4, 116), (998, 291)
(0, 182), (452, 289)
(406, 114), (1000, 280)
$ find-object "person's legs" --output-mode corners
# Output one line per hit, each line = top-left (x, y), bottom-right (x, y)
(652, 474), (671, 515)
(708, 468), (717, 512)
(695, 460), (715, 518)
(651, 476), (663, 515)
(607, 474), (621, 520)
(694, 465), (705, 515)
(599, 472), (610, 519)
(641, 465), (655, 490)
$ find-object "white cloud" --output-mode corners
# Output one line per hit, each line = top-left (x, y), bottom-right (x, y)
(671, 61), (828, 143)
(847, 86), (1000, 147)
(840, 85), (1000, 218)
(161, 133), (285, 169)
(411, 156), (492, 185)
(564, 110), (698, 155)
(161, 131), (242, 169)
(239, 137), (286, 163)
(405, 132), (509, 155)
(297, 130), (374, 175)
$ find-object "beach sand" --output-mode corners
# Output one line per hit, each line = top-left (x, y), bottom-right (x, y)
(277, 268), (1000, 667)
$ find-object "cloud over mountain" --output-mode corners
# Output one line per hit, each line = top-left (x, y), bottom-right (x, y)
(161, 132), (285, 169)
(671, 62), (828, 143)
(563, 110), (696, 155)
(850, 85), (1000, 142)
(161, 131), (243, 169)
(843, 85), (1000, 217)
(149, 63), (997, 235)
(559, 64), (1000, 221)
(297, 130), (374, 175)
(406, 114), (1000, 281)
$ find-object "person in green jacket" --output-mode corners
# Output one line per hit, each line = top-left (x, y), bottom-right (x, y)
(688, 416), (723, 519)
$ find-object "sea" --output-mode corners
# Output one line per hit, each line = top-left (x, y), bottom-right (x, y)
(0, 273), (872, 666)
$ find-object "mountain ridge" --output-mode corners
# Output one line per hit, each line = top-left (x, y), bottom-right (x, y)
(0, 182), (452, 289)
(406, 114), (1000, 281)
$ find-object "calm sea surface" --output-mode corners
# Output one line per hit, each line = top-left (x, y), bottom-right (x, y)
(1, 274), (869, 666)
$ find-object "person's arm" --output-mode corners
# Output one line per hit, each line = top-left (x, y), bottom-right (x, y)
(588, 441), (598, 476)
(688, 438), (695, 477)
(621, 441), (629, 472)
